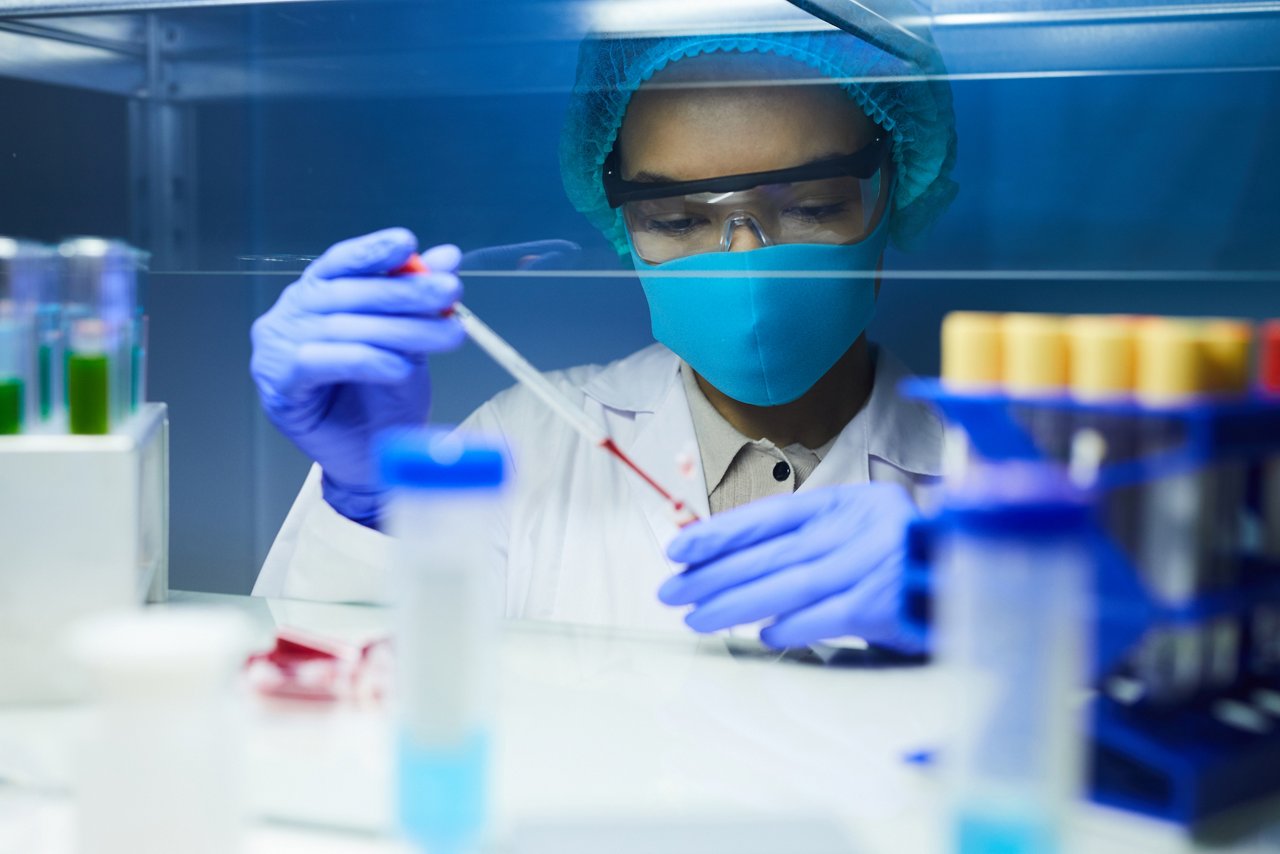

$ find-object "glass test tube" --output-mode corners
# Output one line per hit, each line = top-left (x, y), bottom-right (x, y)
(382, 430), (505, 854)
(1065, 316), (1138, 556)
(0, 239), (44, 435)
(939, 471), (1091, 854)
(1002, 314), (1071, 462)
(1255, 322), (1280, 672)
(59, 238), (141, 435)
(1132, 318), (1213, 704)
(1198, 320), (1253, 688)
(940, 311), (1004, 483)
(70, 609), (251, 854)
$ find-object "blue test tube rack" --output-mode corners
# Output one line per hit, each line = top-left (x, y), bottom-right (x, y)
(899, 377), (1280, 825)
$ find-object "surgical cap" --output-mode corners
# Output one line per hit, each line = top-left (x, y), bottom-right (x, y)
(560, 30), (958, 255)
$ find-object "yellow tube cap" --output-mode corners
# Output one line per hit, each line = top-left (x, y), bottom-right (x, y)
(1199, 319), (1254, 396)
(1002, 313), (1068, 395)
(941, 312), (1003, 389)
(1066, 315), (1135, 401)
(1135, 318), (1203, 404)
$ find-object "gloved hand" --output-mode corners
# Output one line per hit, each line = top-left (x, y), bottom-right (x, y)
(250, 228), (464, 526)
(657, 483), (925, 653)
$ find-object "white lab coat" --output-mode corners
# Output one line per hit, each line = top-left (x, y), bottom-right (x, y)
(253, 343), (943, 634)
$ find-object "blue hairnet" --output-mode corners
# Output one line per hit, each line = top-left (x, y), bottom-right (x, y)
(559, 30), (958, 255)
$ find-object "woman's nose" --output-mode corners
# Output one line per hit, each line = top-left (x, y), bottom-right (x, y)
(723, 214), (767, 253)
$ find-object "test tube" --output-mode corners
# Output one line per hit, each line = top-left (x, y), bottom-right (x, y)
(59, 238), (141, 435)
(0, 239), (43, 435)
(1199, 320), (1253, 688)
(938, 467), (1091, 854)
(69, 608), (250, 854)
(381, 429), (504, 854)
(1132, 318), (1211, 704)
(1255, 322), (1280, 672)
(1066, 315), (1138, 553)
(1002, 313), (1071, 461)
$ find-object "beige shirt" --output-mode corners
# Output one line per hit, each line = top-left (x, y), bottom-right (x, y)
(680, 363), (838, 514)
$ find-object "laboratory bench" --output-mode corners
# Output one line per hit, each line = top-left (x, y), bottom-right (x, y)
(3, 591), (1280, 853)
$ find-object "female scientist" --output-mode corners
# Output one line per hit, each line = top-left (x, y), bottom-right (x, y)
(250, 28), (958, 652)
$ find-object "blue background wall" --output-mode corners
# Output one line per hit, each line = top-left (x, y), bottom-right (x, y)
(2, 20), (1277, 594)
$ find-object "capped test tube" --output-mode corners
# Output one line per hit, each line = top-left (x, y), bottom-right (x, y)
(1133, 318), (1212, 703)
(1002, 313), (1071, 461)
(1255, 322), (1280, 672)
(938, 468), (1091, 854)
(1198, 320), (1253, 687)
(381, 430), (505, 854)
(1066, 315), (1138, 551)
(0, 239), (42, 435)
(59, 238), (142, 435)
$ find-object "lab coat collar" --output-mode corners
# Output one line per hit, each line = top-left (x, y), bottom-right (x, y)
(861, 347), (945, 478)
(581, 343), (681, 414)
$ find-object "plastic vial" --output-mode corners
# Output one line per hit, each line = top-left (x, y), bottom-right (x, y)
(69, 608), (251, 854)
(1065, 315), (1138, 555)
(380, 429), (506, 854)
(1255, 322), (1280, 672)
(1133, 318), (1212, 703)
(1002, 313), (1071, 461)
(937, 467), (1091, 854)
(0, 239), (44, 435)
(59, 238), (143, 434)
(67, 318), (112, 435)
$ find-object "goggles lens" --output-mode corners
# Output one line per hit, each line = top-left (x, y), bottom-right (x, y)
(624, 171), (886, 264)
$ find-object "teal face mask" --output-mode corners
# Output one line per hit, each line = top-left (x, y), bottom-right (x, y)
(630, 219), (889, 407)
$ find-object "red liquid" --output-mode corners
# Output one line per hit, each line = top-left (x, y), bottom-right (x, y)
(601, 438), (700, 524)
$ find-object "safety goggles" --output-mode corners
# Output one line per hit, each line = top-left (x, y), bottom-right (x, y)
(603, 134), (892, 264)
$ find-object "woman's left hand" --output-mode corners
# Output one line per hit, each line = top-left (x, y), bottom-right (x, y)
(658, 483), (925, 652)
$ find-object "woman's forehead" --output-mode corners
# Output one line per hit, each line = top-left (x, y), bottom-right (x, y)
(618, 79), (874, 180)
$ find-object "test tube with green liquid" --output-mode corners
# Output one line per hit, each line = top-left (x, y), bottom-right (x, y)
(0, 239), (45, 434)
(0, 310), (30, 435)
(59, 238), (144, 434)
(67, 318), (112, 435)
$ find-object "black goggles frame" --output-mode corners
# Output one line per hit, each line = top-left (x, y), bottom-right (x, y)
(602, 134), (889, 209)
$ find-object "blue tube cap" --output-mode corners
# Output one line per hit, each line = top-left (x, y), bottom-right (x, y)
(378, 429), (505, 490)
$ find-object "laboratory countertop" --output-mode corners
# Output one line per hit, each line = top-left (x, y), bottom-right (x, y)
(3, 591), (1280, 854)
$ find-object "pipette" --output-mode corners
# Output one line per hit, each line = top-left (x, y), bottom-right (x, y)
(395, 254), (699, 526)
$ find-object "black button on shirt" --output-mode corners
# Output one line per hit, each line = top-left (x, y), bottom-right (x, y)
(772, 460), (792, 482)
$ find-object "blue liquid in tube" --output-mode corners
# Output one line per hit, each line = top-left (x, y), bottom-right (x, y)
(956, 804), (1057, 854)
(398, 728), (489, 853)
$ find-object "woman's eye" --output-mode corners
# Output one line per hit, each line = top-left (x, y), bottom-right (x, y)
(645, 217), (708, 236)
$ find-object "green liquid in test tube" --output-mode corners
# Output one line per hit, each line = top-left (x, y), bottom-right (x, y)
(69, 353), (110, 435)
(38, 343), (52, 421)
(0, 376), (22, 434)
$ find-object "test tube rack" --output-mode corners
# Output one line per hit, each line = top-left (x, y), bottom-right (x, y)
(899, 378), (1280, 825)
(0, 402), (168, 702)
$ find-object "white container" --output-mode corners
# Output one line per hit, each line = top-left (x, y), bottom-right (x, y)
(69, 608), (251, 854)
(0, 402), (168, 703)
(935, 466), (1091, 854)
(381, 429), (506, 854)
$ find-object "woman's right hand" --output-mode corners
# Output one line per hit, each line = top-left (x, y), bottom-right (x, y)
(250, 228), (465, 526)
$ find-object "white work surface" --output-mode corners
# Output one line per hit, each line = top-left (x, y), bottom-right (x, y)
(3, 592), (1280, 854)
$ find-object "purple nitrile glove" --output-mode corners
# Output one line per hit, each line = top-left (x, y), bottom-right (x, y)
(250, 228), (464, 526)
(658, 483), (925, 653)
